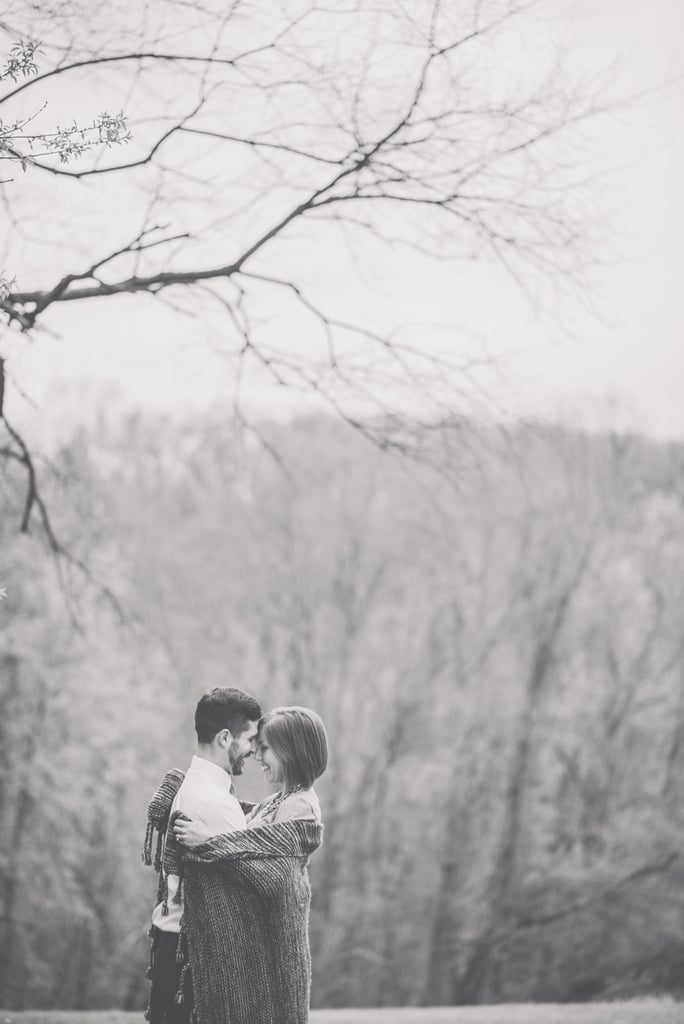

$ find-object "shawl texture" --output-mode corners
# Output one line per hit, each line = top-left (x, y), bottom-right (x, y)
(182, 817), (323, 1024)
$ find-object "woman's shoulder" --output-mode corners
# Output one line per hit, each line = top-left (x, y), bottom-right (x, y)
(275, 788), (322, 824)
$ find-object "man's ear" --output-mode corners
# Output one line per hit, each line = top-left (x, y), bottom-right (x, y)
(219, 728), (234, 748)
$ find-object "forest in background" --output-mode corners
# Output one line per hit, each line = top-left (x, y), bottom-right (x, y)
(1, 412), (683, 1010)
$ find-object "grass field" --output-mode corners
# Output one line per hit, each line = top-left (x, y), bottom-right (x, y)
(1, 1003), (680, 1024)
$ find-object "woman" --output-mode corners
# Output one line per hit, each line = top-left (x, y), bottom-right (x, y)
(172, 706), (327, 1024)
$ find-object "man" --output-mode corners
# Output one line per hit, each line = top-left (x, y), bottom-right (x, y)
(146, 687), (262, 1024)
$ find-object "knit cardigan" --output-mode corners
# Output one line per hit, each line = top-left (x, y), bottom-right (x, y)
(182, 818), (323, 1024)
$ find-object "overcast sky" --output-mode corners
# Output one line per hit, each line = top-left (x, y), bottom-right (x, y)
(4, 0), (684, 442)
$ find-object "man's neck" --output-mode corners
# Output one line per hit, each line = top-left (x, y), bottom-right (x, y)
(195, 749), (232, 776)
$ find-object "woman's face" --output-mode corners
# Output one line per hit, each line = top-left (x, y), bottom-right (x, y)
(256, 730), (286, 784)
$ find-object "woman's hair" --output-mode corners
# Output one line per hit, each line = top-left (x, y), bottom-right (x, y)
(259, 706), (328, 790)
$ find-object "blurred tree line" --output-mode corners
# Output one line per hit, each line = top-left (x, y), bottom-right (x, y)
(1, 413), (683, 1009)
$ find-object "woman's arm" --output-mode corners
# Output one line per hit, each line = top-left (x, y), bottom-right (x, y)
(179, 816), (323, 899)
(181, 817), (322, 863)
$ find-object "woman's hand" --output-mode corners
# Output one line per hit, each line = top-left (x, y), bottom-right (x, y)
(174, 816), (214, 848)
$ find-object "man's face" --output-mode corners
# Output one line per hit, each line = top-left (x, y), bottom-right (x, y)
(227, 719), (259, 775)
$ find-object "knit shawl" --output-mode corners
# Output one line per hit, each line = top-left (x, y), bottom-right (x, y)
(182, 818), (323, 1024)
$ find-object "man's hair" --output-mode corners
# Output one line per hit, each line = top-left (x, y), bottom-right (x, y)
(259, 706), (328, 790)
(195, 687), (262, 744)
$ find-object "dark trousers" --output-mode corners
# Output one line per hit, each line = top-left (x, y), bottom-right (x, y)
(149, 928), (194, 1024)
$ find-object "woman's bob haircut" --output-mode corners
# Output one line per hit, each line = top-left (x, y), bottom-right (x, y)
(258, 706), (328, 791)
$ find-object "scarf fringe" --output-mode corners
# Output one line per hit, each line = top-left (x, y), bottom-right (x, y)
(154, 828), (164, 873)
(142, 821), (155, 866)
(142, 770), (190, 1024)
(174, 963), (190, 1005)
(145, 936), (156, 981)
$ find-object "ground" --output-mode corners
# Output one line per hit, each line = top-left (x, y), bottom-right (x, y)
(1, 1004), (681, 1024)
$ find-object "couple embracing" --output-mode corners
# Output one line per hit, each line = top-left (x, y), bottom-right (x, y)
(143, 687), (327, 1024)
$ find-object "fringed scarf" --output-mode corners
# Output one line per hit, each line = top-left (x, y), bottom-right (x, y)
(143, 771), (323, 1024)
(142, 768), (186, 918)
(142, 769), (185, 872)
(183, 820), (323, 1024)
(142, 769), (187, 1020)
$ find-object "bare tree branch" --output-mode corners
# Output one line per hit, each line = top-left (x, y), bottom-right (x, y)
(484, 852), (680, 948)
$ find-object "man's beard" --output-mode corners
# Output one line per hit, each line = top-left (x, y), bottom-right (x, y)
(228, 741), (246, 775)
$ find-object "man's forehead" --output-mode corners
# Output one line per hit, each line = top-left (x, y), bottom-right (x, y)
(243, 720), (260, 739)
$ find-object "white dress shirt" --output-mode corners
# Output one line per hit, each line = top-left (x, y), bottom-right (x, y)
(151, 755), (246, 933)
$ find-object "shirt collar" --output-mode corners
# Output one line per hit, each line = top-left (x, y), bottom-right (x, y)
(188, 754), (234, 791)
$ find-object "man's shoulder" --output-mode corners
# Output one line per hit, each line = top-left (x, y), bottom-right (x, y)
(178, 771), (238, 805)
(183, 784), (246, 830)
